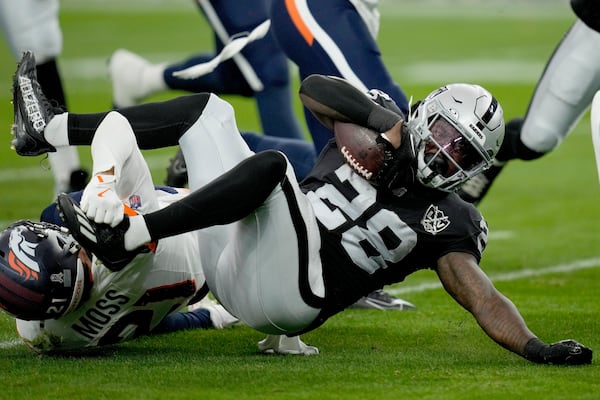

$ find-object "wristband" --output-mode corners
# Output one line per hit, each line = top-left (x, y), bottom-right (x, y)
(523, 337), (547, 363)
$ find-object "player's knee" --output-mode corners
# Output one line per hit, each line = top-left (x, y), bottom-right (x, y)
(571, 0), (600, 32)
(520, 123), (561, 158)
(255, 150), (289, 181)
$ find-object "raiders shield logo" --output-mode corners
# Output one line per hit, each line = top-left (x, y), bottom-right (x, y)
(421, 204), (450, 235)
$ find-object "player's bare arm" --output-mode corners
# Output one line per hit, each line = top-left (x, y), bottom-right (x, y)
(435, 252), (592, 364)
(435, 252), (536, 354)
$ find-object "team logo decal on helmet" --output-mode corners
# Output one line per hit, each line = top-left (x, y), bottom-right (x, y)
(7, 228), (41, 281)
(421, 205), (450, 235)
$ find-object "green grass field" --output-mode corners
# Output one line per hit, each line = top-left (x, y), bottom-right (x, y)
(0, 1), (598, 399)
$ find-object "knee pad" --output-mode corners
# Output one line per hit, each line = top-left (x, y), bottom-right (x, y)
(254, 150), (289, 182)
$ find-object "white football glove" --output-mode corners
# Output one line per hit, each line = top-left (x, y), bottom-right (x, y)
(80, 174), (124, 227)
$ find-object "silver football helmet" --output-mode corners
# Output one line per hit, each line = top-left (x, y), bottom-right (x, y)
(406, 83), (505, 192)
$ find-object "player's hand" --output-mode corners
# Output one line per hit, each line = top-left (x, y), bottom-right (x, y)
(80, 174), (124, 227)
(373, 125), (415, 188)
(525, 338), (592, 365)
(541, 340), (593, 365)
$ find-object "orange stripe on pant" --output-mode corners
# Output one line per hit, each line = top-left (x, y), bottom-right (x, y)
(285, 0), (313, 45)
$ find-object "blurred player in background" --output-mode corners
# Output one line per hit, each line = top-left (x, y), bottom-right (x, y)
(109, 0), (318, 194)
(109, 0), (304, 141)
(458, 0), (600, 204)
(270, 0), (409, 152)
(0, 0), (88, 196)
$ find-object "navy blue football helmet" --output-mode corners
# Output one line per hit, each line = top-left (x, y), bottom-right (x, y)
(0, 220), (92, 320)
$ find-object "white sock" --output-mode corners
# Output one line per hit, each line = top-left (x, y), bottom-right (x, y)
(44, 113), (70, 147)
(141, 62), (168, 97)
(125, 215), (152, 250)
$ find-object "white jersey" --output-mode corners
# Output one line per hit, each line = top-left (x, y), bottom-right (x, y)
(16, 188), (206, 353)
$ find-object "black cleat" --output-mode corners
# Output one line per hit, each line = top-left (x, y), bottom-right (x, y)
(351, 289), (416, 311)
(11, 51), (58, 156)
(67, 169), (90, 193)
(57, 193), (144, 271)
(165, 147), (189, 187)
(457, 161), (505, 205)
(457, 117), (528, 205)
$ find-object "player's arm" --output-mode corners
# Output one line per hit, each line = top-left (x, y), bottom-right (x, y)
(435, 251), (592, 365)
(299, 74), (402, 133)
(81, 111), (149, 227)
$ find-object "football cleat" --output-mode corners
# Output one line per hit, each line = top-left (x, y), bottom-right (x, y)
(188, 298), (239, 329)
(164, 147), (189, 187)
(109, 48), (166, 109)
(57, 193), (143, 271)
(351, 289), (416, 311)
(68, 168), (90, 193)
(457, 117), (526, 205)
(456, 161), (505, 205)
(11, 51), (57, 156)
(257, 335), (319, 356)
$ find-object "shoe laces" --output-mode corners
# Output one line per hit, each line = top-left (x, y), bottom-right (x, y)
(460, 172), (490, 198)
(370, 289), (398, 302)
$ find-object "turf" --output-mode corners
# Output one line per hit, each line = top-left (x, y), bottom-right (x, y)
(0, 1), (598, 399)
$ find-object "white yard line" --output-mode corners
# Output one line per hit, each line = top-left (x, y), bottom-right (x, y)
(0, 338), (21, 349)
(389, 257), (600, 295)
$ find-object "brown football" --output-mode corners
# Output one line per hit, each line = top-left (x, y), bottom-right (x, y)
(333, 121), (385, 180)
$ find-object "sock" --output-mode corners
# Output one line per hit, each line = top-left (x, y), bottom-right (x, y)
(124, 215), (152, 251)
(44, 113), (70, 147)
(36, 59), (68, 110)
(142, 62), (168, 98)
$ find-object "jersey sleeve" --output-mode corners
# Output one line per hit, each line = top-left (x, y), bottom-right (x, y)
(428, 196), (488, 263)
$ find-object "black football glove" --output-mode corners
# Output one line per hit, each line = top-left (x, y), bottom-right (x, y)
(524, 338), (593, 365)
(372, 125), (415, 189)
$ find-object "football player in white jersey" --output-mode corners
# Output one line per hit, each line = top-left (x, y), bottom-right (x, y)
(7, 217), (237, 354)
(1, 133), (238, 353)
(7, 51), (593, 364)
(459, 0), (600, 203)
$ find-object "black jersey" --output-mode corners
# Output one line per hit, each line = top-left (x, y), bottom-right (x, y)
(300, 140), (488, 322)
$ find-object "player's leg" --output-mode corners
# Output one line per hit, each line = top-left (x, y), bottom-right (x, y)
(54, 93), (324, 346)
(198, 0), (304, 140)
(511, 20), (600, 157)
(270, 0), (408, 151)
(459, 19), (600, 204)
(241, 132), (317, 179)
(110, 0), (303, 140)
(140, 94), (323, 337)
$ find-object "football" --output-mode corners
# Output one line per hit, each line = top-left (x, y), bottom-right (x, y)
(333, 121), (385, 180)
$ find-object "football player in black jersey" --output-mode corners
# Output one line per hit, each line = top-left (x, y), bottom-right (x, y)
(8, 51), (593, 363)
